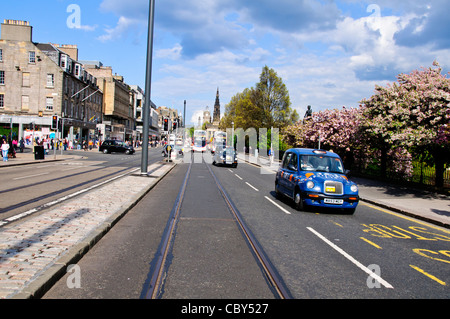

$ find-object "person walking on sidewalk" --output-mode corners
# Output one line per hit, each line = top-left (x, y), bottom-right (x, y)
(2, 140), (10, 162)
(19, 138), (24, 153)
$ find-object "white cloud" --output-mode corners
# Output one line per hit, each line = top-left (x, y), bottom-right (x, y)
(94, 0), (450, 123)
(97, 16), (144, 42)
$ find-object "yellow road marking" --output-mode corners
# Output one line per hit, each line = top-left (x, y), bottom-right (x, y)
(360, 237), (382, 249)
(409, 265), (446, 286)
(361, 203), (450, 234)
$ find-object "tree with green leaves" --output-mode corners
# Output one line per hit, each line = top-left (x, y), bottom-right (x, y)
(220, 65), (298, 131)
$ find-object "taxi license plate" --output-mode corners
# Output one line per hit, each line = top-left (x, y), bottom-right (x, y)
(324, 198), (344, 205)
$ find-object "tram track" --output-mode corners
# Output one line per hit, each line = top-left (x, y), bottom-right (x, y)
(142, 160), (292, 299)
(0, 155), (165, 227)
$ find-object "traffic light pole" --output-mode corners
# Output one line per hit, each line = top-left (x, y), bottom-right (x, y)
(54, 125), (58, 160)
(141, 0), (155, 176)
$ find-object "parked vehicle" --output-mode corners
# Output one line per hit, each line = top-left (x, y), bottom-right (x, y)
(99, 140), (135, 155)
(212, 146), (238, 168)
(275, 148), (359, 214)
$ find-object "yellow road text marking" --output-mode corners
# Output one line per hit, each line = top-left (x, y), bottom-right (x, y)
(361, 203), (450, 234)
(360, 237), (382, 249)
(410, 265), (446, 286)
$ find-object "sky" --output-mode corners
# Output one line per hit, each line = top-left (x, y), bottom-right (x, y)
(2, 0), (450, 125)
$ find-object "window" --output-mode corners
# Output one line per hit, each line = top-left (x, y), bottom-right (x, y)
(46, 74), (55, 87)
(0, 70), (4, 85)
(0, 94), (4, 108)
(75, 64), (81, 77)
(21, 95), (29, 110)
(29, 51), (36, 63)
(22, 72), (30, 87)
(64, 76), (68, 94)
(300, 155), (344, 174)
(0, 49), (3, 62)
(61, 55), (67, 69)
(282, 152), (293, 169)
(46, 97), (54, 111)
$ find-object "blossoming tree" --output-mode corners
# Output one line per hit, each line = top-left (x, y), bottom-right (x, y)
(360, 62), (450, 187)
(283, 106), (366, 170)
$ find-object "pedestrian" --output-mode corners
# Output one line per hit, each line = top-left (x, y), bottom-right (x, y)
(2, 140), (10, 162)
(19, 138), (24, 153)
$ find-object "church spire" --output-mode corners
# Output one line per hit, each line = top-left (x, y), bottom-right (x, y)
(213, 87), (220, 123)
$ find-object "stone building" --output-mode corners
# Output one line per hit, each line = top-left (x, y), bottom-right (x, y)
(82, 62), (135, 141)
(130, 85), (159, 142)
(0, 20), (102, 143)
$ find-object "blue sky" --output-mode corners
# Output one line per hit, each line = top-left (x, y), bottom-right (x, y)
(2, 0), (450, 125)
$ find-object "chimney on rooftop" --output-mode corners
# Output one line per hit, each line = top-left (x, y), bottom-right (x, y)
(1, 19), (33, 42)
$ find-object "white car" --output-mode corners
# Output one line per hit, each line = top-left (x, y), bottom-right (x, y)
(212, 146), (238, 168)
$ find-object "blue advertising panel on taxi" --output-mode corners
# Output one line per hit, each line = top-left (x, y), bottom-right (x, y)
(275, 148), (359, 214)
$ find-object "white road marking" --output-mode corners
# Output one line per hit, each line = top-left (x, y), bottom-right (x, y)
(265, 196), (292, 215)
(245, 182), (259, 192)
(1, 167), (140, 226)
(13, 172), (50, 180)
(307, 227), (394, 289)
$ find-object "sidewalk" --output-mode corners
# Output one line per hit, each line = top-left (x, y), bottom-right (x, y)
(352, 177), (450, 228)
(0, 147), (86, 167)
(239, 153), (450, 229)
(0, 157), (175, 299)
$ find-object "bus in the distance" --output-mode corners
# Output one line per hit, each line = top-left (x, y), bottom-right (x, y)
(192, 130), (207, 152)
(211, 131), (227, 154)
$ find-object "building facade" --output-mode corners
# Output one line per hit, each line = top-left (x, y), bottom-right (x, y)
(130, 85), (159, 143)
(83, 62), (135, 142)
(0, 20), (102, 143)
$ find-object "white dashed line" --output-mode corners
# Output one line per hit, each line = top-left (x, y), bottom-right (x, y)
(264, 196), (291, 215)
(245, 182), (259, 192)
(13, 172), (50, 180)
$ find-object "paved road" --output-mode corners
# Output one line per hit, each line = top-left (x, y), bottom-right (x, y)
(0, 148), (162, 222)
(42, 154), (450, 299)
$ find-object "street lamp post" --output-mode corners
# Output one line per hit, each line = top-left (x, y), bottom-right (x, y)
(141, 0), (156, 175)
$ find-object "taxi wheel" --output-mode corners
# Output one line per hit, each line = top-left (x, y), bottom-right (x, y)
(275, 181), (281, 198)
(294, 191), (304, 211)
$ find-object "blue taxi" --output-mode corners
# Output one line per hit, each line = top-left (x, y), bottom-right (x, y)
(275, 148), (359, 214)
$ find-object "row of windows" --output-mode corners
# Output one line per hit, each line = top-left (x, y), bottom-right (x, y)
(0, 49), (36, 64)
(0, 70), (100, 105)
(0, 93), (101, 119)
(0, 93), (53, 111)
(0, 71), (54, 87)
(0, 97), (100, 121)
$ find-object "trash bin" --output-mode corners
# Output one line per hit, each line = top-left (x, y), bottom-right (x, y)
(34, 146), (45, 160)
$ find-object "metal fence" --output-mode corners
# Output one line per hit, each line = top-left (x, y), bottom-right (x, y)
(410, 162), (450, 189)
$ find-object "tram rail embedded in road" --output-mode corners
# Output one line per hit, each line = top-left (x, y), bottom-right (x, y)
(142, 161), (293, 299)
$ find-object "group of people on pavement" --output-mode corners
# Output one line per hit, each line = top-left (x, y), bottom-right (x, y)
(1, 135), (21, 162)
